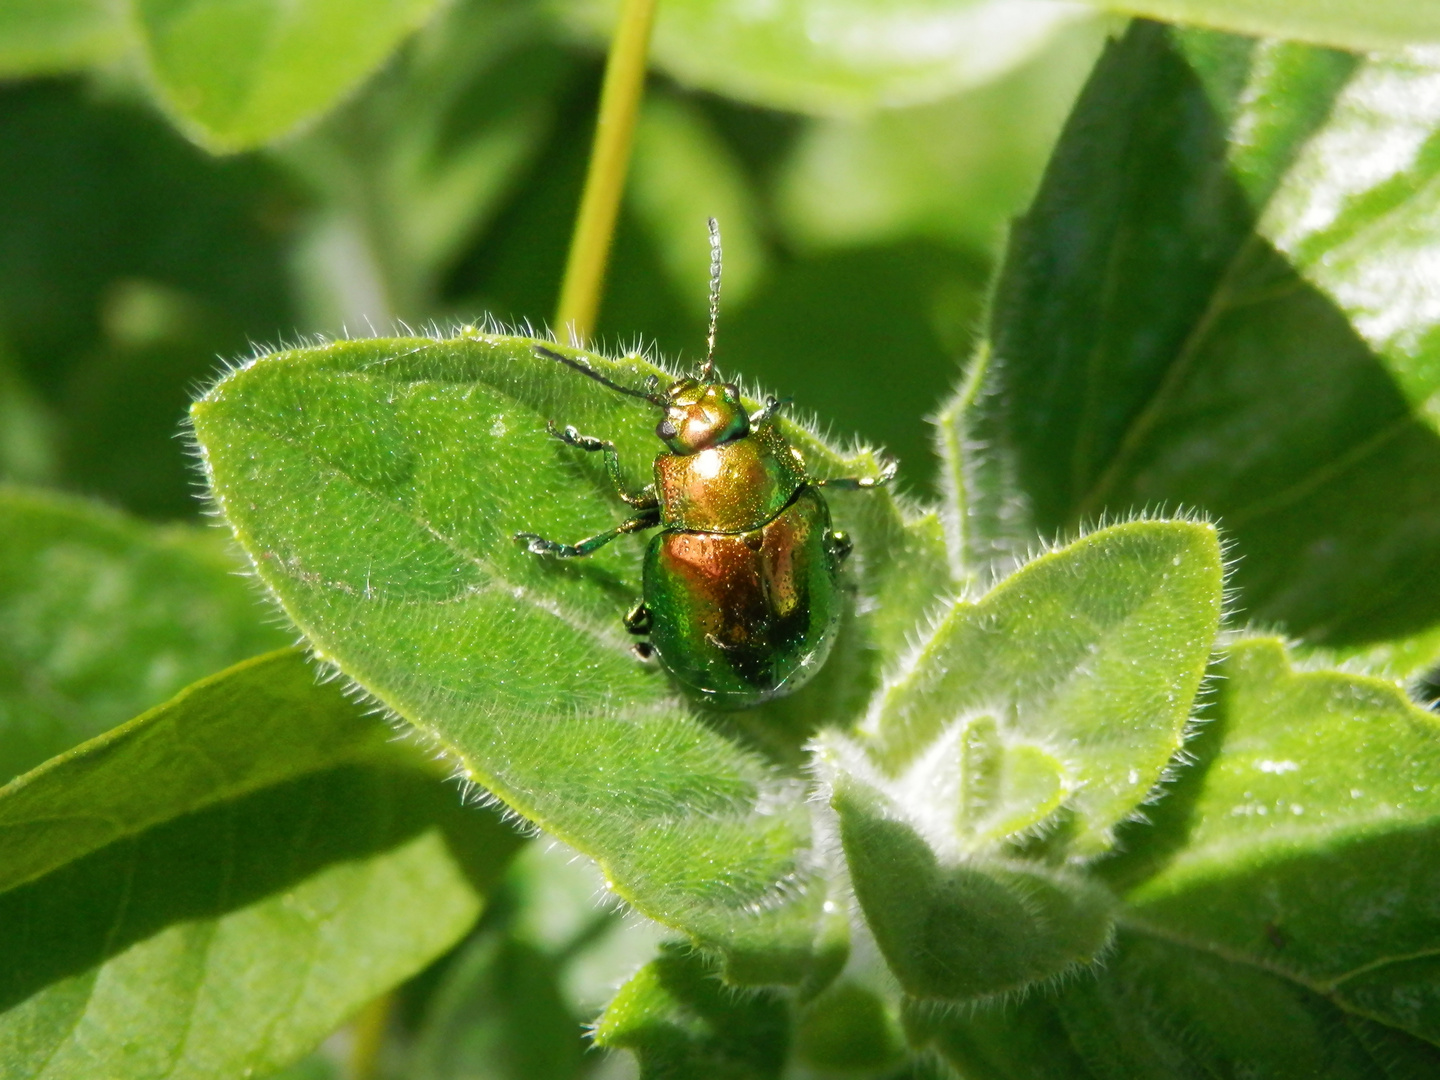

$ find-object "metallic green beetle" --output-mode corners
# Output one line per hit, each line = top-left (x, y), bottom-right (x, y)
(516, 221), (894, 709)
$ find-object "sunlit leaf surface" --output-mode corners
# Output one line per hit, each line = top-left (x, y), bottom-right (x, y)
(861, 520), (1223, 856)
(1084, 0), (1440, 52)
(0, 650), (518, 1079)
(910, 636), (1440, 1074)
(948, 22), (1440, 646)
(192, 332), (922, 983)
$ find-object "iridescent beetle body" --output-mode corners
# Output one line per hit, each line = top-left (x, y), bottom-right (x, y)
(517, 222), (893, 708)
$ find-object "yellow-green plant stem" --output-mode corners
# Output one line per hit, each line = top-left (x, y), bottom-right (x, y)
(555, 0), (658, 343)
(350, 992), (392, 1080)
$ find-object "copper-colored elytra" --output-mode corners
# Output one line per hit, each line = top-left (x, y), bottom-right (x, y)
(515, 219), (894, 708)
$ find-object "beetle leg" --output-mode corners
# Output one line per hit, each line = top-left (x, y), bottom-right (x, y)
(827, 530), (854, 563)
(515, 506), (660, 558)
(814, 457), (898, 491)
(624, 601), (653, 635)
(748, 396), (791, 427)
(632, 641), (656, 661)
(547, 420), (658, 508)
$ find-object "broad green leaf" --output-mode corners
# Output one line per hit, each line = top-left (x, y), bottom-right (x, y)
(0, 487), (290, 784)
(1057, 930), (1440, 1079)
(191, 332), (913, 983)
(1304, 623), (1440, 684)
(1116, 638), (1440, 1044)
(0, 650), (520, 1079)
(949, 22), (1440, 646)
(0, 0), (129, 76)
(1083, 1), (1440, 52)
(593, 943), (789, 1079)
(134, 0), (443, 152)
(777, 18), (1107, 255)
(828, 773), (1114, 1003)
(860, 519), (1223, 857)
(914, 930), (1440, 1078)
(550, 0), (1093, 115)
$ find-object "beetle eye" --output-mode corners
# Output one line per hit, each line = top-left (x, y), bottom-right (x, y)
(659, 419), (677, 437)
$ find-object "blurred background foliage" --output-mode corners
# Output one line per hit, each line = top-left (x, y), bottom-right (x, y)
(0, 0), (1122, 520)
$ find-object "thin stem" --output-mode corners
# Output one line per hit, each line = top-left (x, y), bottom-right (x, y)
(554, 0), (658, 344)
(350, 992), (392, 1080)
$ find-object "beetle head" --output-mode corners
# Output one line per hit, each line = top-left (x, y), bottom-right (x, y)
(656, 377), (749, 453)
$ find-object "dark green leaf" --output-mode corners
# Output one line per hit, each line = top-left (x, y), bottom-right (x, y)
(0, 487), (290, 784)
(1118, 637), (1440, 1044)
(904, 991), (1097, 1080)
(0, 650), (519, 1078)
(1055, 930), (1440, 1080)
(191, 333), (916, 983)
(134, 0), (443, 151)
(592, 943), (789, 1079)
(948, 22), (1440, 646)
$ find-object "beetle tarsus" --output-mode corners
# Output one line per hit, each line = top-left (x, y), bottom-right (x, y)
(513, 507), (660, 558)
(624, 602), (653, 635)
(632, 641), (656, 661)
(749, 396), (790, 427)
(828, 530), (853, 562)
(816, 457), (898, 490)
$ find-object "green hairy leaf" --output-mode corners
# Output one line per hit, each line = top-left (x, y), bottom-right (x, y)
(831, 776), (1114, 1003)
(0, 649), (519, 1078)
(552, 0), (1093, 115)
(134, 0), (443, 151)
(190, 332), (923, 984)
(860, 519), (1223, 855)
(818, 520), (1219, 1003)
(910, 635), (1440, 1075)
(947, 22), (1440, 646)
(1121, 638), (1440, 1044)
(1083, 0), (1440, 52)
(0, 487), (290, 784)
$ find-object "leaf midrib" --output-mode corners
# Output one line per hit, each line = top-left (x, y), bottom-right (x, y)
(1117, 912), (1437, 1038)
(213, 402), (643, 652)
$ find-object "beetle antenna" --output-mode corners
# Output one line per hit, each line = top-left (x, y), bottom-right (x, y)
(532, 345), (665, 406)
(700, 218), (722, 382)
